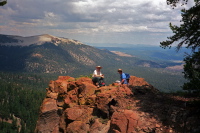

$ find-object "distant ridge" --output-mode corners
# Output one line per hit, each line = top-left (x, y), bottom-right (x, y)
(0, 34), (83, 47)
(0, 34), (144, 76)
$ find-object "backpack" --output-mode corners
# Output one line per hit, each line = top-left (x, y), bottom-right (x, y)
(98, 78), (106, 87)
(125, 73), (130, 83)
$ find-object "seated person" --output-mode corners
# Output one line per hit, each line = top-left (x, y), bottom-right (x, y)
(117, 68), (128, 86)
(92, 66), (105, 87)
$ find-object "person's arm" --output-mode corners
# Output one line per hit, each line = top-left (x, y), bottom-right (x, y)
(92, 70), (97, 77)
(99, 72), (104, 78)
(121, 79), (125, 84)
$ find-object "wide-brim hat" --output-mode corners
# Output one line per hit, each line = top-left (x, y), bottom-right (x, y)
(117, 69), (122, 72)
(96, 66), (102, 69)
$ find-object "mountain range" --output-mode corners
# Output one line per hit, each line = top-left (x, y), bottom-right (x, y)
(0, 34), (122, 73)
(0, 34), (185, 92)
(0, 34), (168, 73)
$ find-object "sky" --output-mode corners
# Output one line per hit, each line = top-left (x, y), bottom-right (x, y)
(0, 0), (195, 46)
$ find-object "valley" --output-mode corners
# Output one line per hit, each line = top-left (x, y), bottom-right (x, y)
(96, 45), (187, 92)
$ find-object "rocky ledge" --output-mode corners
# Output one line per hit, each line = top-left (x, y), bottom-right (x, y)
(35, 76), (200, 133)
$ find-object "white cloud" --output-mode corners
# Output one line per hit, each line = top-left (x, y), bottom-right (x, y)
(44, 12), (56, 18)
(0, 0), (195, 45)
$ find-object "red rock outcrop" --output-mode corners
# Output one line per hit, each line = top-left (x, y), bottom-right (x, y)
(35, 76), (200, 133)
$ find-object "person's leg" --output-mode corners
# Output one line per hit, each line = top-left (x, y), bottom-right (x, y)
(92, 77), (101, 86)
(92, 77), (98, 85)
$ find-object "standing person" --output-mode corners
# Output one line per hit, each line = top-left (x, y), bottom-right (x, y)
(92, 66), (105, 87)
(117, 69), (128, 86)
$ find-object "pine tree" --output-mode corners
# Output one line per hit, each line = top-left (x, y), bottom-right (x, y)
(160, 0), (200, 93)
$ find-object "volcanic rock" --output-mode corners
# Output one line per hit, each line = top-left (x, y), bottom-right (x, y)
(35, 75), (200, 133)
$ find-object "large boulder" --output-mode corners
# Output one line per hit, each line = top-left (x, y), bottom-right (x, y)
(109, 110), (140, 133)
(35, 98), (60, 133)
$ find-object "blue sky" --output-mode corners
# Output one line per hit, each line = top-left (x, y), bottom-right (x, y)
(0, 0), (194, 46)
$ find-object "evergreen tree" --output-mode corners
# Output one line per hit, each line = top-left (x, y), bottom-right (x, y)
(183, 51), (200, 92)
(160, 0), (200, 93)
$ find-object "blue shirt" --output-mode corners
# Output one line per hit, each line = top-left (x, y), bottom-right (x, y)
(120, 73), (128, 84)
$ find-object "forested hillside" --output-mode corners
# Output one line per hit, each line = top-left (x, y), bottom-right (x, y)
(0, 72), (55, 132)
